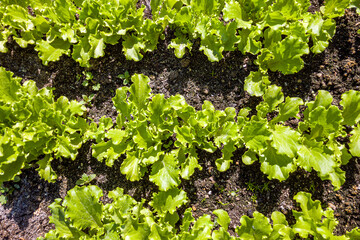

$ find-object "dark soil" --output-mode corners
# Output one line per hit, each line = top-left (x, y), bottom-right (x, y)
(1, 7), (360, 240)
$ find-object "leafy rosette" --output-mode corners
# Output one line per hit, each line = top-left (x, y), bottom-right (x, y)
(0, 0), (353, 73)
(91, 74), (240, 191)
(241, 84), (359, 190)
(0, 67), (87, 183)
(39, 185), (219, 239)
(40, 186), (360, 239)
(0, 0), (163, 67)
(89, 73), (360, 191)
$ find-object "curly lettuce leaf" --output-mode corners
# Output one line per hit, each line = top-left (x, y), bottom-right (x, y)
(256, 36), (309, 74)
(150, 188), (188, 215)
(349, 125), (360, 157)
(63, 185), (104, 231)
(150, 152), (181, 191)
(340, 90), (360, 126)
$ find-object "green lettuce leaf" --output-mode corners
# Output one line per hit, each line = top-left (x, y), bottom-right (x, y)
(260, 146), (296, 181)
(256, 36), (309, 74)
(223, 0), (252, 28)
(236, 212), (272, 239)
(320, 0), (351, 18)
(244, 71), (271, 97)
(213, 209), (231, 231)
(349, 125), (360, 157)
(129, 74), (151, 113)
(149, 152), (180, 191)
(340, 90), (360, 126)
(48, 199), (81, 239)
(271, 125), (301, 158)
(241, 119), (271, 154)
(271, 97), (303, 124)
(120, 151), (145, 181)
(292, 191), (345, 239)
(35, 38), (71, 65)
(150, 188), (188, 215)
(63, 185), (103, 231)
(0, 67), (21, 103)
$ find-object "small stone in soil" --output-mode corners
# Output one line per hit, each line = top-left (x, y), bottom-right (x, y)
(180, 59), (190, 68)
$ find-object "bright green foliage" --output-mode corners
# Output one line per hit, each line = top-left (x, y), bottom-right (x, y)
(150, 153), (181, 191)
(0, 67), (87, 183)
(292, 191), (348, 239)
(0, 0), (353, 75)
(235, 191), (360, 239)
(1, 68), (359, 191)
(88, 74), (360, 191)
(39, 186), (360, 239)
(244, 71), (271, 97)
(62, 185), (103, 231)
(91, 73), (240, 190)
(75, 173), (96, 186)
(150, 188), (188, 215)
(295, 90), (352, 189)
(0, 0), (157, 67)
(237, 86), (360, 190)
(349, 125), (360, 157)
(38, 185), (195, 239)
(321, 0), (351, 18)
(340, 90), (360, 126)
(236, 211), (273, 239)
(259, 36), (310, 74)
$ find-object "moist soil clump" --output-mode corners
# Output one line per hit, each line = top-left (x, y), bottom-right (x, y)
(0, 7), (360, 240)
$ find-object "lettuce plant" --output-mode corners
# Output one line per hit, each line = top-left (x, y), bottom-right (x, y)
(241, 86), (360, 190)
(90, 73), (239, 190)
(1, 68), (358, 191)
(90, 73), (360, 191)
(0, 0), (161, 67)
(38, 185), (360, 239)
(0, 0), (355, 75)
(0, 67), (88, 183)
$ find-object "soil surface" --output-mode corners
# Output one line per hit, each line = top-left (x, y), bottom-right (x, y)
(0, 5), (360, 240)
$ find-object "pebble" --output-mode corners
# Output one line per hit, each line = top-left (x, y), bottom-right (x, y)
(168, 71), (179, 80)
(328, 202), (336, 210)
(180, 59), (191, 68)
(279, 206), (288, 215)
(335, 193), (344, 201)
(209, 177), (215, 184)
(203, 89), (209, 94)
(345, 206), (352, 214)
(316, 73), (323, 78)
